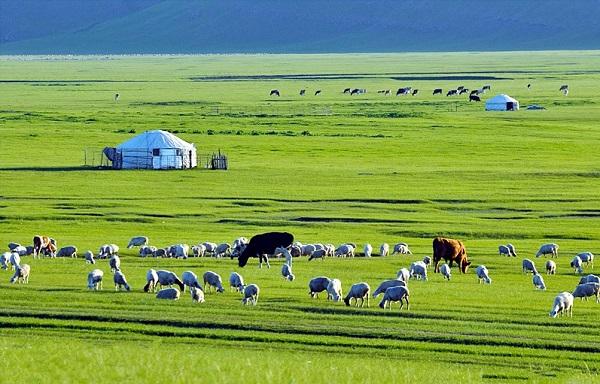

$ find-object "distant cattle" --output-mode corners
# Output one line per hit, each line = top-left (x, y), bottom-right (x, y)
(470, 89), (479, 95)
(527, 84), (531, 89)
(299, 89), (305, 96)
(314, 90), (321, 96)
(559, 85), (569, 91)
(432, 237), (470, 274)
(469, 95), (481, 102)
(459, 88), (469, 95)
(269, 89), (280, 97)
(396, 87), (411, 96)
(411, 89), (419, 96)
(482, 84), (491, 91)
(433, 88), (443, 95)
(238, 232), (294, 268)
(457, 86), (464, 91)
(343, 88), (351, 94)
(350, 88), (366, 95)
(446, 89), (458, 96)
(114, 93), (120, 102)
(33, 235), (53, 258)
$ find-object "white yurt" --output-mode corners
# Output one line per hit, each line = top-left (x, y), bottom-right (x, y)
(485, 94), (520, 111)
(109, 130), (197, 170)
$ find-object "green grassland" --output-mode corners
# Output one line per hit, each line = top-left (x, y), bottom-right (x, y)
(1, 51), (600, 383)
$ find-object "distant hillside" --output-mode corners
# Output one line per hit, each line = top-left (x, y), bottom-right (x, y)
(1, 0), (600, 54)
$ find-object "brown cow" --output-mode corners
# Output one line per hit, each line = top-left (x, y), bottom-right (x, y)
(432, 237), (470, 273)
(33, 235), (51, 258)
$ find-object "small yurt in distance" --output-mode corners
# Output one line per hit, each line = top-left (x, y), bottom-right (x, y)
(485, 94), (519, 111)
(107, 130), (197, 170)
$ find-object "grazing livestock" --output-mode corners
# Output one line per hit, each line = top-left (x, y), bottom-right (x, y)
(98, 244), (119, 259)
(152, 248), (167, 258)
(343, 88), (351, 94)
(281, 263), (295, 281)
(396, 268), (410, 282)
(269, 89), (280, 97)
(396, 87), (411, 96)
(559, 85), (569, 91)
(499, 245), (511, 257)
(114, 93), (120, 102)
(506, 244), (517, 257)
(572, 283), (600, 303)
(326, 279), (343, 302)
(191, 244), (206, 257)
(433, 88), (443, 95)
(12, 246), (28, 256)
(536, 243), (559, 258)
(113, 271), (131, 291)
(168, 244), (189, 259)
(302, 244), (317, 257)
(274, 246), (293, 265)
(335, 244), (355, 258)
(156, 288), (180, 300)
(350, 88), (360, 95)
(214, 243), (231, 258)
(522, 259), (538, 275)
(459, 88), (469, 95)
(571, 256), (584, 274)
(364, 243), (373, 258)
(289, 245), (302, 258)
(423, 256), (431, 267)
(238, 232), (294, 268)
(470, 89), (480, 95)
(440, 263), (451, 280)
(109, 255), (121, 273)
(373, 279), (406, 298)
(10, 264), (30, 284)
(527, 84), (531, 89)
(182, 271), (203, 291)
(457, 86), (464, 91)
(229, 272), (245, 292)
(33, 235), (51, 258)
(476, 265), (492, 284)
(87, 269), (104, 290)
(314, 90), (321, 96)
(409, 261), (428, 281)
(139, 245), (157, 257)
(0, 252), (10, 270)
(469, 95), (481, 102)
(156, 270), (185, 291)
(343, 282), (370, 307)
(392, 242), (412, 255)
(446, 89), (458, 96)
(379, 286), (410, 310)
(203, 271), (225, 293)
(202, 242), (218, 256)
(412, 89), (419, 96)
(546, 260), (556, 275)
(380, 243), (389, 257)
(309, 276), (331, 298)
(533, 273), (546, 290)
(143, 269), (159, 293)
(127, 236), (148, 248)
(84, 250), (95, 264)
(190, 286), (205, 303)
(9, 252), (20, 270)
(308, 249), (326, 261)
(8, 242), (20, 251)
(579, 274), (600, 285)
(482, 85), (491, 91)
(242, 284), (260, 305)
(577, 252), (594, 268)
(57, 245), (77, 258)
(549, 292), (573, 318)
(299, 89), (305, 96)
(24, 246), (34, 256)
(432, 237), (470, 273)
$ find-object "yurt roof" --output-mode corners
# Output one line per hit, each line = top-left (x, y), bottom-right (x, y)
(485, 94), (519, 104)
(117, 130), (194, 150)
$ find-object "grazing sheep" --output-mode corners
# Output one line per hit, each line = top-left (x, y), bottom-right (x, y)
(326, 279), (343, 302)
(1, 252), (10, 270)
(364, 243), (373, 257)
(549, 292), (574, 318)
(343, 282), (370, 307)
(392, 243), (412, 255)
(290, 245), (302, 258)
(577, 252), (594, 268)
(24, 246), (34, 256)
(192, 244), (206, 257)
(546, 260), (556, 275)
(56, 245), (78, 258)
(153, 248), (167, 258)
(536, 243), (559, 258)
(109, 254), (121, 273)
(440, 263), (452, 280)
(309, 276), (331, 298)
(533, 273), (546, 290)
(10, 264), (30, 284)
(498, 245), (511, 257)
(84, 250), (95, 264)
(190, 286), (205, 303)
(571, 256), (584, 274)
(98, 244), (119, 259)
(143, 269), (159, 293)
(274, 247), (293, 266)
(409, 261), (428, 281)
(156, 270), (185, 290)
(572, 283), (600, 303)
(139, 245), (157, 257)
(522, 259), (538, 275)
(396, 268), (410, 282)
(422, 256), (432, 267)
(156, 288), (180, 300)
(127, 236), (148, 248)
(372, 279), (407, 298)
(113, 270), (131, 291)
(302, 244), (316, 257)
(308, 249), (327, 261)
(242, 284), (260, 305)
(379, 286), (410, 310)
(8, 242), (21, 251)
(172, 244), (189, 259)
(476, 265), (492, 284)
(203, 271), (225, 293)
(380, 243), (389, 257)
(13, 245), (28, 256)
(229, 272), (245, 292)
(215, 243), (231, 258)
(281, 263), (295, 281)
(579, 274), (600, 285)
(9, 252), (20, 270)
(182, 271), (203, 291)
(314, 243), (325, 251)
(87, 269), (104, 290)
(335, 244), (354, 258)
(202, 242), (218, 256)
(506, 243), (517, 257)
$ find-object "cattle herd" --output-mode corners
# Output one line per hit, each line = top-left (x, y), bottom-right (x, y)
(1, 232), (597, 316)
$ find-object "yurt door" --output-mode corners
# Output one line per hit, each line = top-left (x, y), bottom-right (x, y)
(506, 102), (514, 111)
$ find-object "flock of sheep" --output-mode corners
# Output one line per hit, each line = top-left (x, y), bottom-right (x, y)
(1, 235), (598, 316)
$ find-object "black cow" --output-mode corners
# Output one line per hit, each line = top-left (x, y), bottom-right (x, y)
(469, 95), (481, 102)
(300, 89), (306, 96)
(270, 89), (280, 97)
(527, 84), (531, 89)
(396, 87), (410, 96)
(350, 88), (360, 95)
(433, 88), (442, 95)
(238, 232), (294, 268)
(457, 86), (465, 91)
(470, 89), (479, 95)
(447, 89), (458, 96)
(459, 88), (469, 95)
(412, 89), (419, 96)
(343, 88), (351, 94)
(114, 93), (120, 102)
(314, 90), (321, 96)
(482, 84), (491, 91)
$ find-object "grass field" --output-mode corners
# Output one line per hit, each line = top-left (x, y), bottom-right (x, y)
(1, 51), (600, 383)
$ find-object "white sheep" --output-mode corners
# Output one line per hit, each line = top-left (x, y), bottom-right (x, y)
(392, 242), (412, 255)
(87, 269), (104, 290)
(9, 252), (20, 270)
(308, 249), (326, 261)
(309, 276), (331, 298)
(476, 265), (492, 284)
(84, 250), (95, 264)
(7, 242), (20, 251)
(324, 244), (335, 257)
(203, 271), (225, 293)
(532, 273), (546, 290)
(572, 283), (600, 303)
(143, 269), (159, 293)
(109, 254), (121, 273)
(440, 263), (451, 280)
(301, 244), (316, 257)
(10, 264), (30, 284)
(378, 286), (410, 310)
(571, 256), (584, 274)
(546, 260), (556, 275)
(182, 271), (203, 291)
(422, 256), (431, 267)
(506, 243), (517, 257)
(364, 243), (373, 257)
(56, 245), (78, 258)
(522, 259), (538, 274)
(343, 282), (370, 307)
(242, 284), (260, 305)
(113, 270), (131, 291)
(335, 244), (354, 257)
(281, 263), (295, 281)
(380, 243), (389, 257)
(274, 246), (293, 266)
(156, 287), (180, 300)
(536, 243), (559, 258)
(214, 243), (231, 258)
(409, 261), (427, 280)
(549, 292), (573, 318)
(396, 268), (410, 282)
(190, 286), (205, 303)
(1, 252), (11, 270)
(202, 242), (218, 256)
(229, 272), (245, 292)
(498, 245), (511, 257)
(13, 245), (28, 256)
(139, 245), (157, 257)
(577, 252), (594, 268)
(169, 244), (189, 259)
(372, 279), (406, 298)
(127, 236), (148, 248)
(192, 244), (206, 257)
(156, 269), (185, 290)
(579, 274), (600, 285)
(98, 244), (119, 259)
(326, 278), (343, 302)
